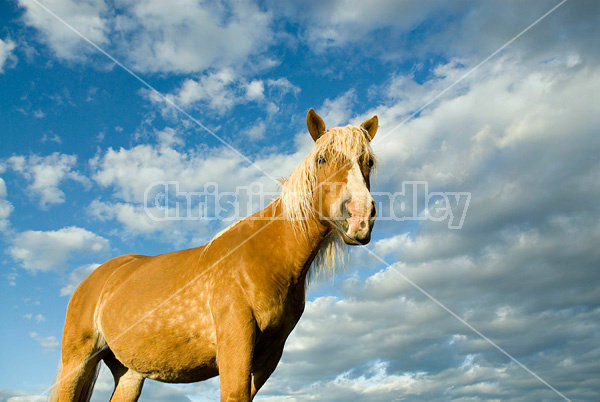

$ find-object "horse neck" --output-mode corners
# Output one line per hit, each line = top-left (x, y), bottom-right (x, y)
(252, 198), (329, 285)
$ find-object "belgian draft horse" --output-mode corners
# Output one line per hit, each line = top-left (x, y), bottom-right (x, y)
(51, 109), (378, 401)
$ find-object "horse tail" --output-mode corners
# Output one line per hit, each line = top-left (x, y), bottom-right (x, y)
(79, 360), (101, 402)
(47, 359), (62, 402)
(47, 357), (101, 402)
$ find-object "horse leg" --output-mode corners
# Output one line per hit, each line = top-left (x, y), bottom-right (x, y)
(214, 302), (256, 401)
(104, 353), (145, 402)
(250, 347), (284, 399)
(52, 342), (102, 402)
(108, 370), (144, 402)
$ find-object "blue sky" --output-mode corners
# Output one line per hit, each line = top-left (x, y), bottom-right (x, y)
(1, 0), (599, 400)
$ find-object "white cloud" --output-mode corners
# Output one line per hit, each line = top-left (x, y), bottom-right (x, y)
(148, 71), (292, 116)
(60, 263), (100, 296)
(8, 153), (90, 208)
(29, 331), (59, 349)
(245, 79), (265, 101)
(154, 126), (184, 148)
(16, 0), (599, 77)
(0, 177), (13, 231)
(90, 124), (295, 203)
(266, 77), (301, 96)
(371, 233), (410, 258)
(258, 234), (599, 400)
(420, 1), (600, 67)
(149, 69), (238, 115)
(4, 269), (18, 286)
(367, 56), (600, 242)
(23, 313), (46, 323)
(18, 0), (273, 72)
(87, 198), (216, 247)
(9, 226), (109, 272)
(87, 121), (318, 243)
(91, 142), (243, 204)
(0, 37), (17, 73)
(271, 0), (599, 71)
(115, 0), (272, 73)
(318, 89), (357, 128)
(242, 120), (266, 141)
(18, 0), (109, 61)
(270, 0), (452, 52)
(0, 388), (46, 402)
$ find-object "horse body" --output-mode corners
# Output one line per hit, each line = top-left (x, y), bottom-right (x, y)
(52, 109), (378, 401)
(98, 201), (317, 383)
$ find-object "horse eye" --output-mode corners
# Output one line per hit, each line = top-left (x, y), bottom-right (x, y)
(368, 158), (374, 168)
(317, 156), (327, 165)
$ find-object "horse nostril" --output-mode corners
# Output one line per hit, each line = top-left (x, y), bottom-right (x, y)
(370, 201), (377, 218)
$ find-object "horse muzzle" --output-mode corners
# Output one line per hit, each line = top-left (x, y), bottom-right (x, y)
(339, 197), (377, 245)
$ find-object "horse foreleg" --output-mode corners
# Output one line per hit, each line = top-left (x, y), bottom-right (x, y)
(215, 302), (256, 401)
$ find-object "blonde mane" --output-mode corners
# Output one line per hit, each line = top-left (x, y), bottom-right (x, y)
(280, 124), (376, 280)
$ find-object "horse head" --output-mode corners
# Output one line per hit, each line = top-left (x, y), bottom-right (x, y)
(306, 108), (378, 245)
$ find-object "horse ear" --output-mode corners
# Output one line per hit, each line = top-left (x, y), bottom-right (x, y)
(361, 115), (378, 141)
(307, 108), (326, 142)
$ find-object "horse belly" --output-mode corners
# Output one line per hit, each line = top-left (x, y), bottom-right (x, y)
(143, 331), (219, 382)
(99, 290), (219, 383)
(143, 342), (219, 383)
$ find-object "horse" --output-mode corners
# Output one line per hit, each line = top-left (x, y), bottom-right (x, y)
(50, 108), (378, 401)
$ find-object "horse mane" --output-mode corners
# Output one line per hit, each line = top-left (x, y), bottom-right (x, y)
(280, 124), (376, 281)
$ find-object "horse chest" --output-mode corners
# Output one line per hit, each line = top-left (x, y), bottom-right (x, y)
(255, 290), (305, 338)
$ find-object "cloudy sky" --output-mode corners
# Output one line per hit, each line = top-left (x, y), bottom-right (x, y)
(1, 0), (599, 400)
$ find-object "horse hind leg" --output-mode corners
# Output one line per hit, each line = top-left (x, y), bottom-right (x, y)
(108, 370), (144, 402)
(104, 353), (145, 402)
(51, 305), (106, 401)
(49, 346), (102, 402)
